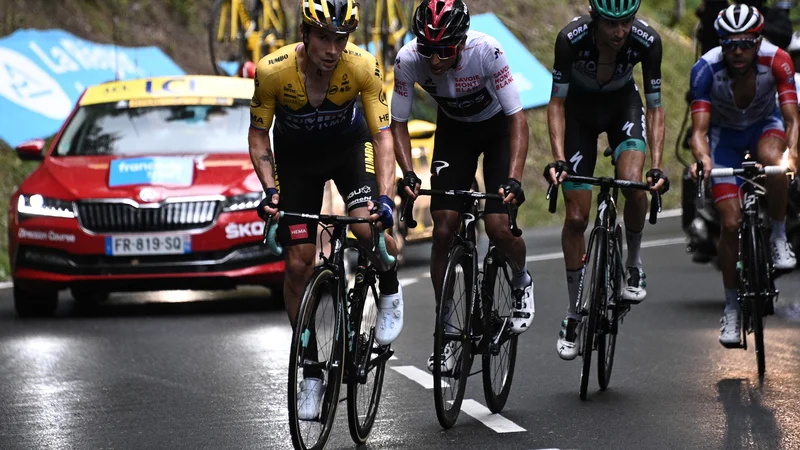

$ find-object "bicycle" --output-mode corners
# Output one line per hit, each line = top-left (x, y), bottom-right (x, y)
(208, 0), (288, 76)
(402, 188), (522, 428)
(263, 209), (395, 449)
(545, 172), (666, 400)
(694, 155), (791, 378)
(360, 0), (412, 78)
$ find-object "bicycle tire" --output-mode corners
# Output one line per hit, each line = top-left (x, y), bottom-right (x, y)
(346, 268), (387, 445)
(208, 0), (248, 75)
(481, 247), (518, 413)
(288, 268), (346, 450)
(580, 228), (607, 400)
(433, 244), (474, 429)
(746, 218), (767, 377)
(598, 225), (622, 390)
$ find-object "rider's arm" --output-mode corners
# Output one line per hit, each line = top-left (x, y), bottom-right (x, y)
(641, 34), (665, 171)
(389, 44), (416, 175)
(689, 59), (713, 166)
(773, 49), (799, 161)
(547, 32), (573, 166)
(483, 36), (528, 180)
(359, 54), (394, 197)
(248, 62), (278, 191)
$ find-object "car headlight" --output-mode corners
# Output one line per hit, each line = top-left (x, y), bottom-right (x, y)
(17, 194), (75, 218)
(223, 191), (265, 212)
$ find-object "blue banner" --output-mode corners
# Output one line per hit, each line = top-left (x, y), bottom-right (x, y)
(469, 13), (552, 110)
(109, 157), (194, 187)
(0, 29), (185, 147)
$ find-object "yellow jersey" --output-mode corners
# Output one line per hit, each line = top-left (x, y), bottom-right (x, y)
(250, 42), (390, 138)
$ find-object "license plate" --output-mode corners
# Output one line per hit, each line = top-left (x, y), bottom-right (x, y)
(105, 235), (191, 256)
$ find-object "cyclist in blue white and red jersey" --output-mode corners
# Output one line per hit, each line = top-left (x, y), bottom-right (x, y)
(689, 4), (799, 347)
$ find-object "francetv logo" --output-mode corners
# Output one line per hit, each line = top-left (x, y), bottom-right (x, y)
(109, 157), (194, 187)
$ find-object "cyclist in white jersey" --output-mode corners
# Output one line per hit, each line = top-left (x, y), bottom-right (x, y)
(689, 4), (799, 346)
(390, 0), (534, 373)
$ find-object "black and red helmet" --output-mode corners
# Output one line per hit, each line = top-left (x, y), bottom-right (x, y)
(412, 0), (470, 45)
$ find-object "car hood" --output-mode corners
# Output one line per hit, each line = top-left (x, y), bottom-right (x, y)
(22, 154), (262, 201)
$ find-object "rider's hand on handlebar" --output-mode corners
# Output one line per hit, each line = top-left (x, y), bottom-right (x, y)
(368, 195), (395, 231)
(690, 155), (712, 181)
(257, 188), (280, 222)
(543, 160), (569, 185)
(400, 171), (421, 199)
(646, 168), (669, 193)
(499, 178), (526, 206)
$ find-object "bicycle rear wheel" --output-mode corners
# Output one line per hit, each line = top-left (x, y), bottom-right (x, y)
(598, 225), (622, 390)
(481, 247), (517, 413)
(288, 268), (346, 450)
(346, 268), (387, 445)
(433, 244), (474, 429)
(746, 219), (767, 377)
(580, 228), (607, 400)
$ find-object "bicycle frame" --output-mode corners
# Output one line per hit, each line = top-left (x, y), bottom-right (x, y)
(368, 0), (409, 76)
(215, 0), (286, 64)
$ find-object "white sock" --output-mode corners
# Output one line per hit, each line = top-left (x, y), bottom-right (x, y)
(724, 288), (739, 313)
(771, 219), (786, 242)
(566, 269), (582, 319)
(626, 227), (643, 269)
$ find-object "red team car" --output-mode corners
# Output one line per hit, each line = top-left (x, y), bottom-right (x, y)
(8, 75), (284, 316)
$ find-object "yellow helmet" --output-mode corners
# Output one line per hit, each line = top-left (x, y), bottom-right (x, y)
(302, 0), (359, 34)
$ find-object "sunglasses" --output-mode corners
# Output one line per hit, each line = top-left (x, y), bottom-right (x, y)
(721, 38), (760, 51)
(416, 43), (458, 60)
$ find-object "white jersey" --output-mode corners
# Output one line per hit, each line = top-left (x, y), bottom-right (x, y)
(391, 30), (523, 123)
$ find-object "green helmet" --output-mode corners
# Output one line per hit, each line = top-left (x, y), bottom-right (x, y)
(590, 0), (641, 20)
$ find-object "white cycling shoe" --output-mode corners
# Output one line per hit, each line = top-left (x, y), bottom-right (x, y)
(297, 377), (325, 421)
(510, 278), (535, 334)
(719, 309), (741, 348)
(375, 285), (403, 346)
(427, 341), (462, 375)
(557, 318), (580, 361)
(771, 237), (797, 270)
(622, 267), (647, 303)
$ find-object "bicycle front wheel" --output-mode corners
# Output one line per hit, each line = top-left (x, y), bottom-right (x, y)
(580, 228), (607, 400)
(597, 225), (622, 390)
(433, 244), (474, 429)
(746, 219), (767, 377)
(288, 268), (346, 450)
(346, 271), (387, 444)
(481, 247), (517, 413)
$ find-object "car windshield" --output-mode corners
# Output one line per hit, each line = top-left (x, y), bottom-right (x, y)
(54, 100), (250, 156)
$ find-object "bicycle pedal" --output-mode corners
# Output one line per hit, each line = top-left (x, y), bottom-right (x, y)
(721, 341), (744, 349)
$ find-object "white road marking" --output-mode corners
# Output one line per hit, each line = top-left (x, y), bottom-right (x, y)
(390, 365), (448, 389)
(525, 235), (685, 263)
(0, 282), (12, 290)
(399, 277), (419, 287)
(459, 399), (526, 433)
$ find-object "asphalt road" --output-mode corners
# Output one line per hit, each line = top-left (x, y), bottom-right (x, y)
(2, 214), (800, 450)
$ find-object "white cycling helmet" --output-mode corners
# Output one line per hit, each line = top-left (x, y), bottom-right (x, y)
(714, 4), (764, 37)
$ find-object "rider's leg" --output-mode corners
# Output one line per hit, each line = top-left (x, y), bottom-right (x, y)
(481, 113), (534, 333)
(607, 98), (650, 303)
(756, 130), (796, 269)
(716, 196), (743, 346)
(335, 138), (403, 345)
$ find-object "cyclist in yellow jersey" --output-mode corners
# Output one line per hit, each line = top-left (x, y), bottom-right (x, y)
(248, 0), (402, 421)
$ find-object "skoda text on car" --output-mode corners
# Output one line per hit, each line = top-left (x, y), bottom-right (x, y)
(8, 75), (283, 316)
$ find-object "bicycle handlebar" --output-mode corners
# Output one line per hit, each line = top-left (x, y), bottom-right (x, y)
(400, 188), (522, 237)
(545, 173), (665, 225)
(694, 160), (789, 205)
(261, 211), (396, 266)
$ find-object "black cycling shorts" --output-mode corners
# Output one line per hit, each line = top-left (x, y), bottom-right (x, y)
(563, 83), (647, 191)
(273, 127), (377, 247)
(429, 110), (511, 214)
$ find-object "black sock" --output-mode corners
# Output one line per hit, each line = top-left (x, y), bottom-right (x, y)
(377, 268), (399, 294)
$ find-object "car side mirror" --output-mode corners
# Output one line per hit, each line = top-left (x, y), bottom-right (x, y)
(15, 139), (45, 161)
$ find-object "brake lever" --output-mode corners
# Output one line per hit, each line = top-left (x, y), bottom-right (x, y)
(507, 204), (522, 237)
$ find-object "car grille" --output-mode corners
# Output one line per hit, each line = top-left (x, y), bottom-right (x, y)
(77, 200), (221, 233)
